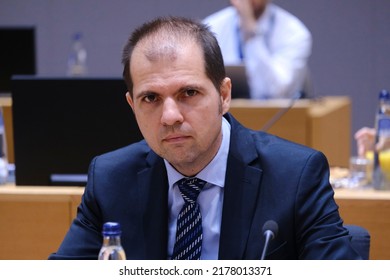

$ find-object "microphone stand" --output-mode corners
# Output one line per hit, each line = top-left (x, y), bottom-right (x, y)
(260, 230), (274, 260)
(261, 91), (303, 132)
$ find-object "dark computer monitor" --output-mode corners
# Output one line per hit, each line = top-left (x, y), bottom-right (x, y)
(225, 64), (250, 99)
(0, 27), (36, 93)
(11, 76), (143, 186)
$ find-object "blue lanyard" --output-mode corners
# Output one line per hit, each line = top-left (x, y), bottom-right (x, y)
(237, 25), (244, 61)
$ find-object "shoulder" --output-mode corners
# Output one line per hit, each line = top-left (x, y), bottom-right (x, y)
(83, 139), (162, 199)
(255, 131), (325, 166)
(89, 140), (154, 174)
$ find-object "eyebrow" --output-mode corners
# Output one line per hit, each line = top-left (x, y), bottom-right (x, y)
(135, 84), (206, 99)
(177, 84), (204, 93)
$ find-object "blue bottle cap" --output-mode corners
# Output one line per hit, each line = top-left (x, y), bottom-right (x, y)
(72, 32), (82, 41)
(102, 222), (121, 236)
(379, 89), (390, 100)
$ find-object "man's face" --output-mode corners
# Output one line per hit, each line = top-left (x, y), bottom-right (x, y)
(126, 38), (231, 176)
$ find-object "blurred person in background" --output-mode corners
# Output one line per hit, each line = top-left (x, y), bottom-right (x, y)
(355, 127), (390, 157)
(203, 0), (312, 99)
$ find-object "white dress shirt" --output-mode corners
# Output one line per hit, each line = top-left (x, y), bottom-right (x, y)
(203, 4), (312, 99)
(165, 118), (231, 260)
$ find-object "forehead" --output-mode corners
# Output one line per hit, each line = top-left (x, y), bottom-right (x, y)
(130, 35), (204, 70)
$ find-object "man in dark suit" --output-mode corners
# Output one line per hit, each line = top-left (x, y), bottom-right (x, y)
(49, 16), (361, 260)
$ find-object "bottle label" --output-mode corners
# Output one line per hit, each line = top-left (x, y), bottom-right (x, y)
(378, 118), (390, 137)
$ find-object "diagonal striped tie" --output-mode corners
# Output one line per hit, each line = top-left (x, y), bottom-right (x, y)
(172, 177), (206, 260)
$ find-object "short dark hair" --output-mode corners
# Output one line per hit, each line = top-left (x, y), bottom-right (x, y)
(121, 16), (225, 96)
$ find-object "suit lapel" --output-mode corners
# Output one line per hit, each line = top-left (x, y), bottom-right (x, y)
(218, 114), (263, 259)
(136, 152), (169, 259)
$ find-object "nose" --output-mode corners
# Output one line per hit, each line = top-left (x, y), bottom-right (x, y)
(161, 98), (184, 126)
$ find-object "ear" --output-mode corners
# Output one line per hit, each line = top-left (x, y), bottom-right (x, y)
(125, 92), (135, 112)
(220, 77), (232, 114)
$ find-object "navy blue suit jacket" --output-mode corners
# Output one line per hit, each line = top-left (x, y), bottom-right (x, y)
(49, 113), (361, 260)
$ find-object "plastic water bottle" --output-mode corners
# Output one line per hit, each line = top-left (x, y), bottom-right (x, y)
(372, 89), (390, 190)
(0, 109), (8, 184)
(98, 222), (126, 260)
(67, 32), (87, 76)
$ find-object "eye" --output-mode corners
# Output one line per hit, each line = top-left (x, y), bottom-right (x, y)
(143, 93), (158, 103)
(184, 89), (198, 97)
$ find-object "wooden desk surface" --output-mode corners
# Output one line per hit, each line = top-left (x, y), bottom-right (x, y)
(335, 187), (390, 200)
(229, 96), (350, 114)
(0, 184), (84, 260)
(1, 184), (389, 259)
(0, 183), (84, 197)
(3, 183), (387, 199)
(0, 95), (12, 106)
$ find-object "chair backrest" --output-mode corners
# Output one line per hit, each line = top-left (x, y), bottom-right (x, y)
(344, 224), (371, 260)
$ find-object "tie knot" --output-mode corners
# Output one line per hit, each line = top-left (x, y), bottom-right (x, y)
(177, 177), (206, 203)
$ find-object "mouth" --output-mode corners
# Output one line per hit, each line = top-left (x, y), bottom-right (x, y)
(163, 134), (191, 144)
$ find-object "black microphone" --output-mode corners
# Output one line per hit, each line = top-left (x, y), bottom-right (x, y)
(260, 91), (303, 132)
(260, 220), (279, 260)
